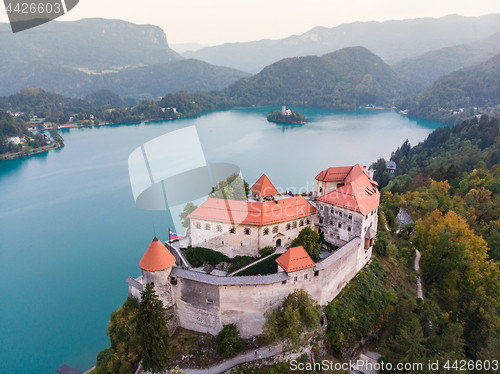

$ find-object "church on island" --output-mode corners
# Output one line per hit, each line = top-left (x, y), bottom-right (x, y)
(127, 164), (379, 338)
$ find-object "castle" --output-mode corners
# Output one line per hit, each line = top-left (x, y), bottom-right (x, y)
(127, 164), (379, 338)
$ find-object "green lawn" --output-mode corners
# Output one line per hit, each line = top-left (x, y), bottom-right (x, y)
(236, 254), (280, 276)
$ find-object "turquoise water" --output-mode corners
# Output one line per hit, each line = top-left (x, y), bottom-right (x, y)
(0, 107), (443, 373)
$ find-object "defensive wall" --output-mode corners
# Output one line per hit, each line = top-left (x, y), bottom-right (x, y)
(128, 236), (370, 339)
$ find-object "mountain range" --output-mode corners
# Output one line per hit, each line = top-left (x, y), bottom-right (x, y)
(393, 31), (500, 87)
(0, 18), (250, 99)
(183, 14), (500, 73)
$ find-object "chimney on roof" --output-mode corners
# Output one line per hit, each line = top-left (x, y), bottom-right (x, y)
(369, 168), (374, 180)
(363, 165), (367, 174)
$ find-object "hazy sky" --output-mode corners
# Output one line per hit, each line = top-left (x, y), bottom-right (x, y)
(2, 0), (500, 45)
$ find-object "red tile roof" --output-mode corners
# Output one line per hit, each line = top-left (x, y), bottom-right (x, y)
(187, 196), (317, 226)
(139, 237), (176, 271)
(315, 166), (353, 182)
(276, 246), (316, 273)
(317, 164), (380, 215)
(250, 174), (279, 197)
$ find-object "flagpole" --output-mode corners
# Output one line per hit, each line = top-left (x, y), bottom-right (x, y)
(168, 227), (171, 246)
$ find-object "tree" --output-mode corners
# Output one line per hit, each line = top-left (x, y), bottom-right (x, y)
(263, 289), (321, 346)
(291, 226), (320, 261)
(95, 297), (141, 374)
(209, 173), (249, 201)
(215, 324), (244, 358)
(137, 283), (170, 374)
(179, 202), (198, 228)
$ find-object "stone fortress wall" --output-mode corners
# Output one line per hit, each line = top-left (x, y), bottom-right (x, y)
(128, 235), (370, 338)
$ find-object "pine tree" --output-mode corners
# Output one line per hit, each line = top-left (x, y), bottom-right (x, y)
(138, 283), (170, 374)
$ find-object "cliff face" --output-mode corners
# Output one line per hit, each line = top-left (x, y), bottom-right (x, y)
(0, 18), (182, 72)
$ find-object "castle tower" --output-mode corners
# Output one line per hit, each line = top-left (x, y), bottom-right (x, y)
(250, 174), (279, 202)
(139, 237), (176, 308)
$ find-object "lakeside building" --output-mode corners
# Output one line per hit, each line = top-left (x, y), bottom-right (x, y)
(127, 164), (380, 338)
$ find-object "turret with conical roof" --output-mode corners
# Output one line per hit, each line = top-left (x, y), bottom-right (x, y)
(139, 237), (175, 308)
(250, 174), (279, 202)
(140, 236), (176, 271)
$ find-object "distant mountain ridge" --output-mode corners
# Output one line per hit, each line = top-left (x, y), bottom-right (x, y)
(183, 14), (500, 73)
(393, 31), (500, 87)
(0, 18), (181, 71)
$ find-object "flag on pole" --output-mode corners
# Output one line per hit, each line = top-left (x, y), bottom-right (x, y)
(169, 232), (183, 240)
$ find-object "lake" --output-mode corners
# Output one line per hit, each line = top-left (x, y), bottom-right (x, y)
(0, 107), (443, 373)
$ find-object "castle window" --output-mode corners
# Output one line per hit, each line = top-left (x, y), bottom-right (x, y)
(370, 222), (372, 228)
(349, 214), (353, 220)
(319, 218), (323, 224)
(348, 226), (352, 232)
(150, 282), (154, 286)
(196, 222), (201, 229)
(263, 228), (269, 235)
(294, 276), (298, 282)
(329, 220), (333, 225)
(292, 221), (297, 229)
(304, 274), (308, 280)
(338, 212), (342, 217)
(244, 228), (251, 235)
(205, 223), (211, 231)
(286, 223), (291, 230)
(282, 280), (287, 284)
(331, 209), (334, 214)
(319, 187), (322, 193)
(320, 205), (323, 210)
(371, 211), (374, 216)
(217, 225), (222, 232)
(273, 226), (278, 234)
(299, 220), (304, 227)
(314, 270), (319, 277)
(338, 223), (342, 229)
(230, 227), (236, 234)
(170, 278), (177, 285)
(306, 218), (310, 225)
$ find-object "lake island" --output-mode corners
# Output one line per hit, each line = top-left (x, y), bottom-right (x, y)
(267, 106), (307, 124)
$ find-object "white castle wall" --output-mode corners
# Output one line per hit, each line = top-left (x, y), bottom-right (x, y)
(190, 217), (315, 258)
(165, 237), (368, 338)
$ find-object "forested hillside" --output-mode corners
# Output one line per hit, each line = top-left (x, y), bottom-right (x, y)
(393, 31), (500, 87)
(0, 59), (251, 99)
(224, 47), (418, 110)
(0, 88), (177, 125)
(397, 53), (500, 124)
(339, 115), (500, 365)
